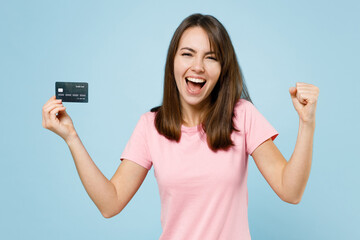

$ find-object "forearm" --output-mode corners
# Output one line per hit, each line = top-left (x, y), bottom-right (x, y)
(282, 120), (315, 203)
(65, 132), (119, 217)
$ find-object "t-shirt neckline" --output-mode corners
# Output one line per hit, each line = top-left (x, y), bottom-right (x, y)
(181, 124), (202, 133)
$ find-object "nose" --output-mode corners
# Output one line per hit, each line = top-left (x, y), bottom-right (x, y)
(191, 57), (205, 73)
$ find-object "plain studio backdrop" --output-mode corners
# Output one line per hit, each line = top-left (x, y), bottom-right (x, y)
(0, 0), (359, 239)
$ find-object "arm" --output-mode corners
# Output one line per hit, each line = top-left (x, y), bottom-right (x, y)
(66, 133), (148, 218)
(251, 123), (314, 204)
(42, 96), (148, 218)
(251, 82), (319, 204)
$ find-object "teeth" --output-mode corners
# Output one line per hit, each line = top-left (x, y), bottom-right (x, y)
(186, 77), (206, 83)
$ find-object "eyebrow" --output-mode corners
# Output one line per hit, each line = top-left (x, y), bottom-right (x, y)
(180, 47), (215, 55)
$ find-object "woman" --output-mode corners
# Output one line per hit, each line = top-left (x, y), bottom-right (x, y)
(42, 14), (319, 240)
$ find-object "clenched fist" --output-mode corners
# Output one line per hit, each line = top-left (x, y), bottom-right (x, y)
(289, 82), (319, 124)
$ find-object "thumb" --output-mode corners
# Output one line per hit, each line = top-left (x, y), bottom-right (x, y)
(289, 87), (297, 97)
(289, 86), (303, 111)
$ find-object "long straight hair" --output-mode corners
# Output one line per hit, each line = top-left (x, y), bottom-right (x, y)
(151, 13), (252, 151)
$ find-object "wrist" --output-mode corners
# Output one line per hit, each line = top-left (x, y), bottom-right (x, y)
(64, 129), (79, 145)
(299, 119), (316, 130)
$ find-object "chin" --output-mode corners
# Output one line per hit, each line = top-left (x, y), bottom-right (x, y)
(183, 95), (209, 108)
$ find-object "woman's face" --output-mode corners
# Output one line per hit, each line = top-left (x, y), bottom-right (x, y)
(174, 26), (221, 111)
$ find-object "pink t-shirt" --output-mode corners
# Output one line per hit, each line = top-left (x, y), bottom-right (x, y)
(121, 99), (278, 240)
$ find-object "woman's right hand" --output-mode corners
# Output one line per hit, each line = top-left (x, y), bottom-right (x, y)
(42, 95), (77, 142)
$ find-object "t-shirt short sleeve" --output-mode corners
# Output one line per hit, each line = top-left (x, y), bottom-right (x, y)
(120, 114), (152, 170)
(243, 100), (279, 155)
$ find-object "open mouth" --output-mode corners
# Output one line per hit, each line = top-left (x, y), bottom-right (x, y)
(185, 77), (206, 93)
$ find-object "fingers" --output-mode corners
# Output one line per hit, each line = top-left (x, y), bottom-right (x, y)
(43, 96), (61, 109)
(43, 95), (57, 107)
(44, 103), (64, 119)
(293, 82), (320, 105)
(49, 106), (66, 121)
(295, 82), (319, 93)
(42, 96), (65, 129)
(44, 103), (63, 113)
(43, 100), (62, 115)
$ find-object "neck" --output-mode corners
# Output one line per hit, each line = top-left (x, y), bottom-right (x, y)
(180, 100), (211, 127)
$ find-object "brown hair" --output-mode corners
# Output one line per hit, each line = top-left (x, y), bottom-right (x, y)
(151, 13), (252, 151)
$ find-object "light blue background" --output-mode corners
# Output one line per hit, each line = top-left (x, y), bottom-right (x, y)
(1, 0), (359, 239)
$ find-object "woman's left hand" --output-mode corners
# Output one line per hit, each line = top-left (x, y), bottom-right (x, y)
(289, 82), (319, 124)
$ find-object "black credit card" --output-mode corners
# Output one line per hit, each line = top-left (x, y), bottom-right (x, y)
(55, 82), (88, 103)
